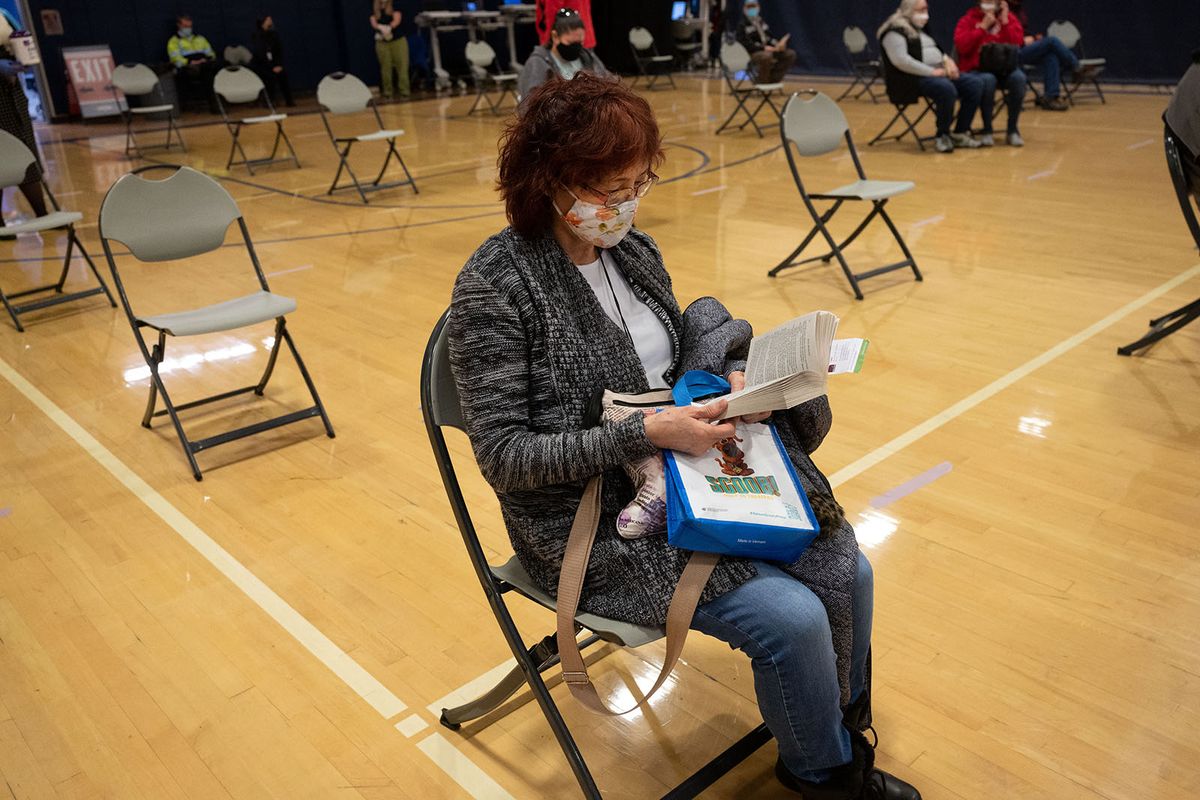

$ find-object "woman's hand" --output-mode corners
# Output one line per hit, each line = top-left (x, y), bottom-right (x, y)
(644, 400), (737, 456)
(944, 58), (960, 79)
(727, 371), (771, 424)
(931, 66), (947, 78)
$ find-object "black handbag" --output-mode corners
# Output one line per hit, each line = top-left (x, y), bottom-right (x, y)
(978, 42), (1019, 77)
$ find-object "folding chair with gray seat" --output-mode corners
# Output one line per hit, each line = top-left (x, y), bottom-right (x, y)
(1045, 20), (1106, 105)
(716, 41), (783, 137)
(837, 26), (881, 103)
(670, 18), (703, 71)
(629, 27), (676, 90)
(109, 63), (187, 159)
(869, 58), (936, 151)
(317, 72), (418, 202)
(464, 41), (518, 115)
(0, 130), (115, 332)
(223, 44), (253, 66)
(769, 92), (922, 300)
(213, 66), (301, 175)
(98, 165), (334, 480)
(421, 309), (773, 800)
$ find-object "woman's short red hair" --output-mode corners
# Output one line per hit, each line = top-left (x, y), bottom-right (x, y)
(497, 73), (665, 237)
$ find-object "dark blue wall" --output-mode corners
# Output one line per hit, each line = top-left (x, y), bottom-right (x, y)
(762, 0), (1200, 84)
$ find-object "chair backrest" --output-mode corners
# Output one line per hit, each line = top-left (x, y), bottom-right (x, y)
(843, 26), (869, 56)
(781, 91), (848, 157)
(421, 309), (465, 432)
(213, 66), (265, 104)
(99, 166), (243, 262)
(464, 40), (497, 69)
(317, 72), (373, 114)
(111, 63), (160, 97)
(1165, 126), (1200, 251)
(0, 129), (36, 188)
(671, 19), (700, 42)
(224, 45), (253, 66)
(629, 27), (655, 51)
(720, 40), (751, 74)
(1046, 20), (1082, 50)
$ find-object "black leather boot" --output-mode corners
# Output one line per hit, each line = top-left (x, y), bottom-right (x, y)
(775, 729), (921, 799)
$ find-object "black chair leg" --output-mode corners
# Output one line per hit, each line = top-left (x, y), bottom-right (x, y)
(1117, 298), (1200, 355)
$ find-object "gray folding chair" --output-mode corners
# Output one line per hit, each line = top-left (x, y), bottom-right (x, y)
(716, 41), (783, 137)
(317, 72), (418, 202)
(769, 92), (922, 300)
(464, 41), (518, 115)
(670, 18), (703, 70)
(0, 130), (115, 331)
(838, 26), (881, 103)
(629, 27), (676, 90)
(869, 58), (937, 151)
(110, 63), (186, 158)
(1046, 20), (1106, 105)
(98, 165), (334, 480)
(223, 44), (253, 67)
(213, 66), (301, 175)
(421, 309), (772, 800)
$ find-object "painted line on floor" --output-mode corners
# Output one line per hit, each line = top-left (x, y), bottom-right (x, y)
(1126, 138), (1156, 150)
(690, 184), (726, 197)
(395, 714), (430, 738)
(908, 214), (945, 230)
(417, 734), (517, 800)
(869, 462), (953, 509)
(828, 263), (1200, 488)
(1026, 168), (1057, 181)
(265, 263), (315, 277)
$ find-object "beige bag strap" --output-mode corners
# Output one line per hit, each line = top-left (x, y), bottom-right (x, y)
(556, 475), (719, 715)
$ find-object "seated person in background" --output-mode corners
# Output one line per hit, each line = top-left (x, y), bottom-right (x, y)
(954, 0), (1026, 147)
(449, 71), (922, 800)
(737, 0), (796, 84)
(168, 14), (218, 112)
(518, 8), (610, 107)
(1007, 0), (1099, 111)
(878, 0), (986, 153)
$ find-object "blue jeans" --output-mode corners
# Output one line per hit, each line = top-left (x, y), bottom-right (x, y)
(916, 73), (986, 136)
(692, 552), (874, 780)
(976, 69), (1027, 134)
(1020, 36), (1079, 99)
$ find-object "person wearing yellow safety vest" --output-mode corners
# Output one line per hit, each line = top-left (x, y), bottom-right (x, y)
(167, 13), (218, 112)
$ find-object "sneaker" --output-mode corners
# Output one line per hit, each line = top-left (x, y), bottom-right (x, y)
(979, 132), (995, 147)
(933, 134), (954, 153)
(950, 131), (982, 149)
(1007, 131), (1025, 147)
(1037, 95), (1070, 111)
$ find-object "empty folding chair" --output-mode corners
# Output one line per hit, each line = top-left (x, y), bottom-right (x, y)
(628, 27), (676, 90)
(769, 92), (922, 300)
(213, 66), (301, 175)
(715, 41), (783, 137)
(1045, 20), (1106, 105)
(110, 63), (187, 158)
(317, 72), (418, 202)
(670, 18), (703, 71)
(0, 130), (115, 332)
(868, 59), (936, 150)
(838, 26), (881, 103)
(463, 41), (518, 115)
(223, 44), (253, 66)
(421, 309), (773, 799)
(98, 165), (334, 480)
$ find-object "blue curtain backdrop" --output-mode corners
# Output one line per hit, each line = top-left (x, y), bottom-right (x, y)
(20, 0), (1200, 119)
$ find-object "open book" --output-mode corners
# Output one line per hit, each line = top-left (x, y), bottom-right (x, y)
(714, 311), (867, 420)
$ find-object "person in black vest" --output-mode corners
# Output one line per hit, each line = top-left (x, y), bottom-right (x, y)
(252, 16), (294, 108)
(878, 0), (988, 153)
(736, 0), (796, 84)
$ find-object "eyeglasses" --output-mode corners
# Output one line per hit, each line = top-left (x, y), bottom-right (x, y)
(577, 172), (660, 208)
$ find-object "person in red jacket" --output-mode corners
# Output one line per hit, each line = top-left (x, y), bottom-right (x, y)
(954, 0), (1027, 147)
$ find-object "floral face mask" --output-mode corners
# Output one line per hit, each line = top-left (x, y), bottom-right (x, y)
(556, 189), (639, 249)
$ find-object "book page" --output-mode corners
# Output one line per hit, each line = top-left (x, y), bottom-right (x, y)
(745, 312), (835, 387)
(828, 338), (869, 375)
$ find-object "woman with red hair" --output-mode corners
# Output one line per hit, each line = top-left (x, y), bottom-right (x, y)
(448, 73), (920, 799)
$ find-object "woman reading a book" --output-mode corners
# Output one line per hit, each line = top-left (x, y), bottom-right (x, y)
(447, 73), (920, 800)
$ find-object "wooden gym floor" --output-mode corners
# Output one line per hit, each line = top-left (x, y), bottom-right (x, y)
(1, 73), (1197, 800)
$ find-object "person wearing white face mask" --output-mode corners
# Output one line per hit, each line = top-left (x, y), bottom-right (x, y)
(954, 0), (1026, 146)
(737, 0), (796, 84)
(449, 72), (923, 800)
(878, 0), (986, 153)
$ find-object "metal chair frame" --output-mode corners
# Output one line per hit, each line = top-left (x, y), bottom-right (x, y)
(0, 132), (116, 331)
(317, 73), (418, 203)
(770, 92), (922, 300)
(464, 42), (518, 116)
(214, 66), (301, 176)
(421, 309), (773, 799)
(1047, 20), (1106, 105)
(716, 43), (783, 138)
(868, 97), (936, 151)
(629, 27), (677, 91)
(110, 63), (187, 159)
(98, 165), (334, 481)
(837, 27), (881, 103)
(1118, 126), (1200, 355)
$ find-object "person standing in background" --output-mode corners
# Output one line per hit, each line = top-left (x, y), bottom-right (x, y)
(371, 0), (410, 101)
(0, 9), (48, 236)
(253, 16), (295, 108)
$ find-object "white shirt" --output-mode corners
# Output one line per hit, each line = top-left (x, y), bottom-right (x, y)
(577, 251), (673, 388)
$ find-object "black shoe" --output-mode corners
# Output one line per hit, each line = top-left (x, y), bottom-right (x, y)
(864, 767), (922, 800)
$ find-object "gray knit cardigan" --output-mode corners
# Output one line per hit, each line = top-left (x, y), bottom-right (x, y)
(448, 228), (860, 702)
